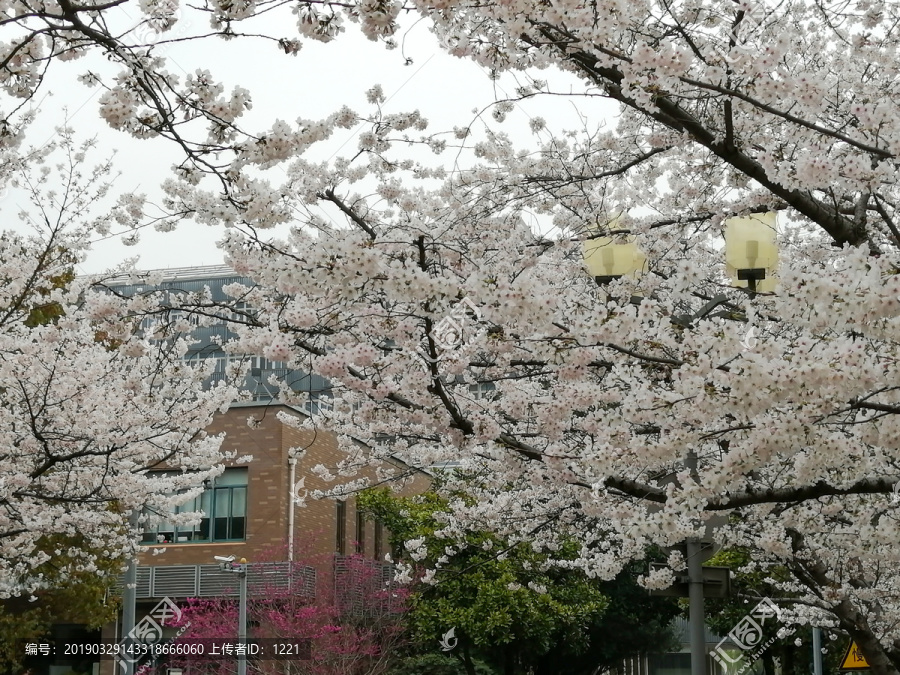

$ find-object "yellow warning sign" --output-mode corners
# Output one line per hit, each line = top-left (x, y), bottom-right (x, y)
(841, 641), (871, 670)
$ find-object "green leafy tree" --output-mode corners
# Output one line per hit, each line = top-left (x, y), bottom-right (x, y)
(533, 558), (680, 675)
(360, 488), (677, 675)
(0, 533), (122, 673)
(386, 653), (498, 675)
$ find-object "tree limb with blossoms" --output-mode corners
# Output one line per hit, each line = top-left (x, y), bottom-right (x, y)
(0, 132), (238, 599)
(7, 0), (900, 671)
(196, 147), (900, 675)
(0, 0), (896, 251)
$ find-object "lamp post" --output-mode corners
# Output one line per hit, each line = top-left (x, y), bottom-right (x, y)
(684, 451), (707, 675)
(216, 555), (249, 675)
(582, 215), (777, 675)
(813, 627), (824, 675)
(582, 226), (725, 674)
(725, 213), (779, 293)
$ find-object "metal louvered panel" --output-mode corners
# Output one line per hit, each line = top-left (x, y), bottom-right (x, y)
(198, 564), (240, 596)
(110, 566), (152, 598)
(136, 567), (152, 598)
(333, 556), (396, 617)
(296, 565), (316, 598)
(151, 565), (198, 598)
(381, 564), (395, 586)
(117, 561), (319, 599)
(248, 561), (291, 593)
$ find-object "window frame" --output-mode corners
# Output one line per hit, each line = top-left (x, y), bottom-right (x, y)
(373, 518), (383, 560)
(355, 511), (366, 555)
(141, 468), (248, 545)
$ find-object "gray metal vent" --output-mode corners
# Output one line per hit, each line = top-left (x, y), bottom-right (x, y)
(248, 561), (290, 594)
(151, 565), (198, 598)
(296, 566), (316, 598)
(111, 567), (152, 598)
(136, 567), (152, 598)
(116, 562), (319, 599)
(198, 564), (240, 596)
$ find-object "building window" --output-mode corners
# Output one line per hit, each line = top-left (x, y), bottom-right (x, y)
(185, 352), (227, 374)
(249, 356), (286, 373)
(468, 381), (496, 400)
(142, 468), (248, 544)
(336, 501), (346, 555)
(355, 512), (366, 555)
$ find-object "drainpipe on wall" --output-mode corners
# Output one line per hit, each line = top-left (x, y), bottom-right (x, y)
(288, 457), (297, 563)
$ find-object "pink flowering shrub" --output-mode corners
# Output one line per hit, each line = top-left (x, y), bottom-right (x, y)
(169, 546), (409, 675)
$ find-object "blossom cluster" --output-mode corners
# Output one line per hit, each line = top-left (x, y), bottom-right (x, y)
(0, 141), (236, 598)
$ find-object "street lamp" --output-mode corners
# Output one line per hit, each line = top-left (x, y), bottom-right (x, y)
(727, 212), (801, 666)
(217, 555), (249, 675)
(582, 234), (647, 285)
(724, 213), (778, 293)
(580, 211), (781, 675)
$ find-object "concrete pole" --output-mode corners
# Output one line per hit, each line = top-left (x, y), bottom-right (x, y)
(238, 564), (248, 675)
(813, 627), (824, 675)
(687, 538), (707, 675)
(685, 450), (706, 675)
(120, 509), (140, 675)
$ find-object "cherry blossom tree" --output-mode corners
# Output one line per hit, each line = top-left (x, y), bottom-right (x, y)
(5, 0), (900, 673)
(0, 0), (895, 251)
(0, 131), (237, 599)
(0, 0), (888, 265)
(205, 159), (900, 675)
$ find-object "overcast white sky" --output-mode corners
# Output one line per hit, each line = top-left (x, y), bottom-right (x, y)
(3, 11), (616, 274)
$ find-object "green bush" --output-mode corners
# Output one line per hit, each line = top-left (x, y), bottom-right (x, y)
(386, 652), (498, 675)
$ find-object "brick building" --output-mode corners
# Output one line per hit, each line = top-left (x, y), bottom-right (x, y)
(93, 400), (429, 675)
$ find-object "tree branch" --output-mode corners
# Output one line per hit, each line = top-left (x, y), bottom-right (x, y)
(319, 188), (377, 241)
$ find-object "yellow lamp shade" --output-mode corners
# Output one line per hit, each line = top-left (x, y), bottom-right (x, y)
(724, 212), (778, 272)
(582, 236), (647, 279)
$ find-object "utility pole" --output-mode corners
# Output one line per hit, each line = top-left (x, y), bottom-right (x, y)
(685, 450), (706, 675)
(120, 509), (141, 675)
(238, 562), (248, 675)
(813, 627), (824, 675)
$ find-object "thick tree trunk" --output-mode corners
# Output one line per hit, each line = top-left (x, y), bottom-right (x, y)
(782, 642), (795, 675)
(504, 645), (516, 675)
(762, 649), (775, 675)
(831, 598), (900, 675)
(786, 530), (900, 675)
(459, 643), (478, 675)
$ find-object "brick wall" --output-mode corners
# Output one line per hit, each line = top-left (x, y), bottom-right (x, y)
(282, 415), (431, 564)
(102, 402), (431, 675)
(138, 404), (289, 567)
(139, 403), (430, 568)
